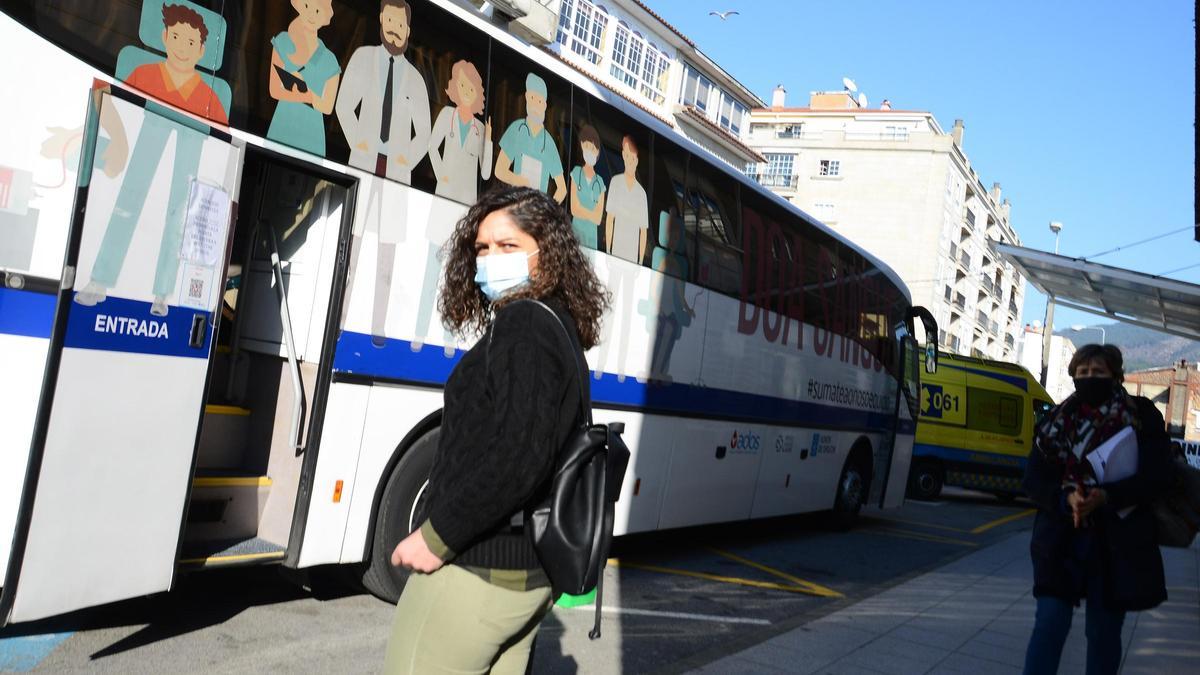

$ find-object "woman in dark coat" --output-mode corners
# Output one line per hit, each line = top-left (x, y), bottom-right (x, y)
(1022, 344), (1172, 674)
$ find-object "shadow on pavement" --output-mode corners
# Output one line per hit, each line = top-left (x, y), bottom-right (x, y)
(0, 564), (361, 659)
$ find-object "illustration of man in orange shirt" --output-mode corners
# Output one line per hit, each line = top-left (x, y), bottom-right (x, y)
(124, 3), (227, 124)
(76, 3), (226, 316)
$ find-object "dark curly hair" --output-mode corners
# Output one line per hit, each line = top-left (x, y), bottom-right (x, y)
(438, 186), (610, 348)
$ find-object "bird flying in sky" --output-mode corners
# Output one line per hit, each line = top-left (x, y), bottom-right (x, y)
(709, 10), (739, 20)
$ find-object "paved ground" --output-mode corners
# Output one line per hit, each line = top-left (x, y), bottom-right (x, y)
(689, 532), (1200, 674)
(1, 489), (1041, 673)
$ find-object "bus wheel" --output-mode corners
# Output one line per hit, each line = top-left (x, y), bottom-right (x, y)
(907, 461), (943, 501)
(831, 459), (867, 531)
(361, 427), (440, 604)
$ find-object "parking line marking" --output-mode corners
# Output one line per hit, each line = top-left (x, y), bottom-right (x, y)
(609, 560), (840, 597)
(970, 509), (1036, 534)
(867, 528), (979, 547)
(0, 632), (73, 672)
(706, 548), (843, 598)
(871, 516), (971, 534)
(566, 605), (771, 626)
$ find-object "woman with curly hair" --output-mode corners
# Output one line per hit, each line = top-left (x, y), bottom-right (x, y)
(384, 186), (609, 674)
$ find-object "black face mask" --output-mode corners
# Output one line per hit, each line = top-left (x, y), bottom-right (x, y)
(1073, 377), (1114, 406)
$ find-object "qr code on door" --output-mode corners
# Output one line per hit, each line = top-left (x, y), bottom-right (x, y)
(188, 278), (205, 301)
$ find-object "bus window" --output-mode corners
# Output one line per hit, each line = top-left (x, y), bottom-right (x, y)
(684, 155), (741, 295)
(968, 387), (1024, 436)
(647, 134), (690, 281)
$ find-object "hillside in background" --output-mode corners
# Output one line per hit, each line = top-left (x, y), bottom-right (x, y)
(1055, 323), (1200, 372)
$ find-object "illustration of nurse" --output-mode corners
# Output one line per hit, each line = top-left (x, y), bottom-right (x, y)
(266, 0), (341, 156)
(427, 60), (492, 204)
(568, 124), (605, 249)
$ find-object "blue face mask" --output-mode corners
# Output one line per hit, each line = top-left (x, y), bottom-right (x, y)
(474, 249), (538, 301)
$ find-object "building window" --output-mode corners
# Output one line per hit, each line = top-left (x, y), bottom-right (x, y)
(716, 93), (747, 135)
(610, 24), (667, 104)
(883, 125), (909, 141)
(819, 159), (840, 176)
(813, 202), (835, 222)
(557, 0), (608, 65)
(681, 63), (713, 112)
(778, 123), (803, 138)
(765, 153), (794, 176)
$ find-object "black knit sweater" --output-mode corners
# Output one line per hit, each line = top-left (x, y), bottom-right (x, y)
(420, 297), (585, 577)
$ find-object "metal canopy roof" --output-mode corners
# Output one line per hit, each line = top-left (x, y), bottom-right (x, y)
(996, 243), (1200, 340)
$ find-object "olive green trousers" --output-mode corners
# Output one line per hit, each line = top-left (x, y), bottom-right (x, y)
(383, 564), (553, 674)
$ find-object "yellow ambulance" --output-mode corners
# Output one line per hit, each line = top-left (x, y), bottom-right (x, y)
(907, 352), (1054, 500)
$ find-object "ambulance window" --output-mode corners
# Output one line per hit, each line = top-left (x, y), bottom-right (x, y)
(1033, 399), (1054, 425)
(967, 387), (1023, 436)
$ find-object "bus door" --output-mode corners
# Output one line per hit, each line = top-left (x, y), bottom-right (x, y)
(1, 87), (243, 625)
(873, 307), (936, 507)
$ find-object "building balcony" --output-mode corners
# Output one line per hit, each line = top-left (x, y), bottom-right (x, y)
(749, 173), (799, 189)
(981, 276), (995, 295)
(976, 310), (988, 325)
(959, 250), (972, 269)
(953, 294), (966, 311)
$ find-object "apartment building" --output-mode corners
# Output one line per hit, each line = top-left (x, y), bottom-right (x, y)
(1018, 325), (1076, 403)
(745, 86), (1026, 360)
(547, 0), (764, 169)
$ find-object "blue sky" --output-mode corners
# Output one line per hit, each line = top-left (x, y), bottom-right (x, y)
(648, 0), (1196, 333)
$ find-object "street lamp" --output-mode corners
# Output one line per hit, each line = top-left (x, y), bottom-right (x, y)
(1040, 222), (1063, 386)
(1071, 324), (1106, 345)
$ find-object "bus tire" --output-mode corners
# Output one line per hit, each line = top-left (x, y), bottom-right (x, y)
(907, 460), (943, 501)
(830, 457), (867, 531)
(360, 427), (440, 604)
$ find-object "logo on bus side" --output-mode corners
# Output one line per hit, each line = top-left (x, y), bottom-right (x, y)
(729, 430), (761, 453)
(804, 433), (835, 460)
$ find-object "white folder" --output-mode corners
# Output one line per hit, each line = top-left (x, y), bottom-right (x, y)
(1086, 426), (1139, 518)
(1086, 426), (1138, 484)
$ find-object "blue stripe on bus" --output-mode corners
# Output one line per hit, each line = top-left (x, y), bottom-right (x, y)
(913, 442), (1028, 470)
(939, 363), (1028, 391)
(0, 286), (56, 339)
(62, 294), (212, 358)
(334, 330), (915, 434)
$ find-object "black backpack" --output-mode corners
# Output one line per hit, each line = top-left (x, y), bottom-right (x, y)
(522, 300), (630, 639)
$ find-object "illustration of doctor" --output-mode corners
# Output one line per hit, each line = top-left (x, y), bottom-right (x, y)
(334, 0), (430, 346)
(494, 73), (565, 203)
(335, 0), (429, 182)
(427, 59), (491, 204)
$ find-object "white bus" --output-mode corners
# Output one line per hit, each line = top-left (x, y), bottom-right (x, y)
(0, 0), (935, 624)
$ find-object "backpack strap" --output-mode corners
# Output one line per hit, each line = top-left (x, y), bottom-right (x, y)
(527, 301), (607, 639)
(526, 299), (592, 426)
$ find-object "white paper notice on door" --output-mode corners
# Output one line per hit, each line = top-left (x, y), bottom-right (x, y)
(181, 179), (231, 267)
